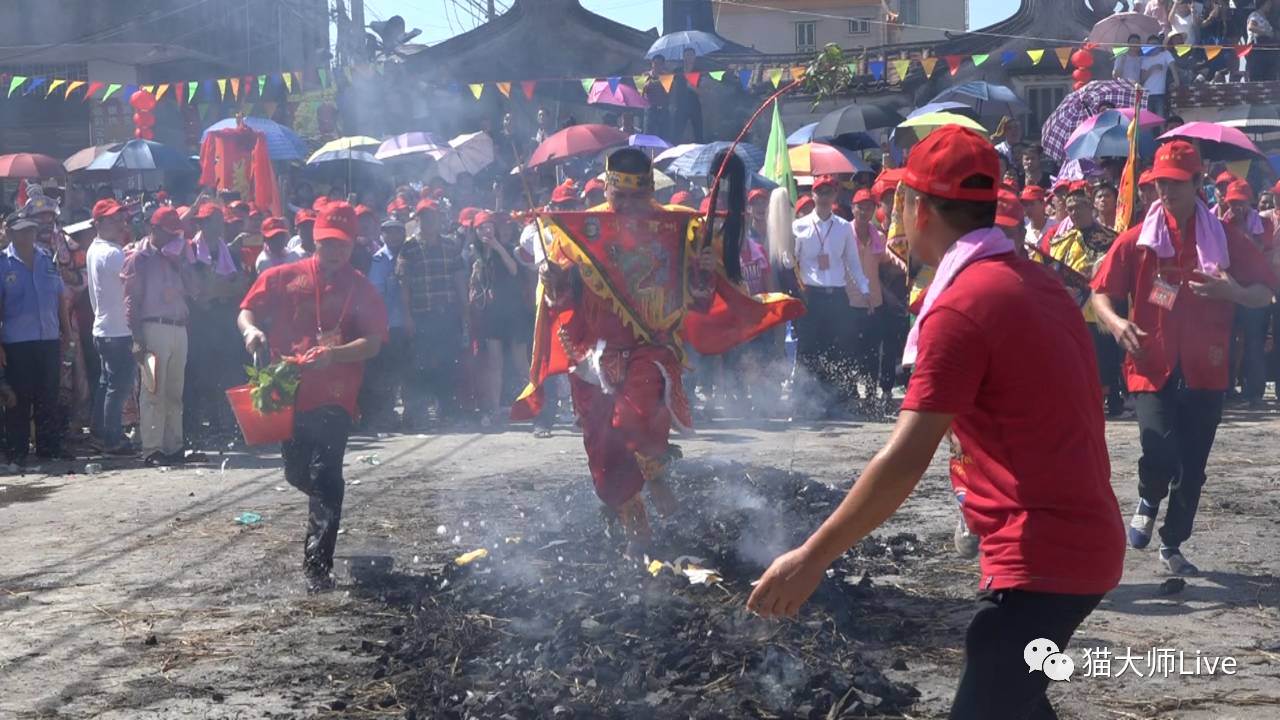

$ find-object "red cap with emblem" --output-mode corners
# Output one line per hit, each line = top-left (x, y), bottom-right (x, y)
(1020, 185), (1046, 203)
(995, 190), (1025, 228)
(1224, 179), (1253, 203)
(458, 207), (478, 228)
(311, 196), (330, 211)
(294, 209), (316, 226)
(1139, 170), (1155, 187)
(903, 125), (999, 202)
(150, 206), (183, 233)
(1215, 171), (1237, 187)
(795, 195), (815, 213)
(852, 188), (874, 205)
(1149, 140), (1203, 183)
(92, 198), (125, 220)
(386, 196), (410, 215)
(551, 180), (578, 204)
(194, 201), (222, 220)
(313, 201), (358, 243)
(227, 200), (249, 215)
(812, 175), (839, 193)
(583, 178), (605, 195)
(260, 216), (289, 239)
(415, 198), (439, 216)
(472, 210), (496, 227)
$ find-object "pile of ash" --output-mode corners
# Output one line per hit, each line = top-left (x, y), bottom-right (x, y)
(358, 461), (926, 719)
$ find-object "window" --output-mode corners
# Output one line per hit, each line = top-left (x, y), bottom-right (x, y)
(795, 21), (816, 52)
(898, 0), (920, 26)
(1026, 84), (1069, 138)
(848, 19), (871, 35)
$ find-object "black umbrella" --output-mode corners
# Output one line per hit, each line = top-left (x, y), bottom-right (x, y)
(85, 139), (191, 172)
(812, 103), (904, 138)
(1219, 104), (1280, 134)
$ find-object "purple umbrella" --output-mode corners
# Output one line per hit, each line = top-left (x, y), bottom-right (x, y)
(1052, 158), (1104, 184)
(1041, 81), (1143, 161)
(587, 80), (649, 109)
(376, 131), (449, 160)
(629, 134), (671, 151)
(1159, 122), (1265, 161)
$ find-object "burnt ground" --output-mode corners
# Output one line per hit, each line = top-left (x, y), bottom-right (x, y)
(3, 409), (1280, 719)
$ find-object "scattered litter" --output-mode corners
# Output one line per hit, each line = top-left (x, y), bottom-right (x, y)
(274, 486), (286, 492)
(503, 536), (522, 544)
(337, 528), (346, 535)
(356, 454), (382, 466)
(647, 559), (665, 576)
(352, 479), (362, 485)
(84, 463), (103, 475)
(412, 555), (420, 563)
(194, 469), (207, 475)
(233, 511), (262, 526)
(682, 565), (723, 585)
(220, 458), (230, 473)
(454, 548), (489, 566)
(538, 539), (570, 551)
(436, 525), (447, 535)
(157, 466), (172, 473)
(376, 432), (390, 439)
(1158, 578), (1187, 596)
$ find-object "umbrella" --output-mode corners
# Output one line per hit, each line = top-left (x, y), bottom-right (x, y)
(812, 103), (905, 137)
(784, 122), (878, 151)
(375, 131), (449, 161)
(597, 168), (676, 192)
(788, 143), (871, 176)
(529, 124), (629, 167)
(1065, 114), (1156, 161)
(0, 153), (65, 179)
(587, 80), (649, 109)
(653, 143), (703, 165)
(307, 149), (383, 166)
(1159, 122), (1265, 161)
(1053, 158), (1105, 183)
(786, 123), (818, 146)
(308, 136), (381, 163)
(930, 82), (1028, 121)
(751, 174), (779, 191)
(665, 142), (766, 179)
(427, 131), (496, 183)
(1087, 12), (1162, 46)
(1065, 109), (1166, 152)
(202, 117), (308, 161)
(906, 101), (977, 120)
(629, 134), (671, 151)
(895, 112), (989, 148)
(1219, 104), (1280, 134)
(63, 144), (114, 173)
(86, 140), (190, 172)
(646, 30), (724, 60)
(1041, 80), (1143, 161)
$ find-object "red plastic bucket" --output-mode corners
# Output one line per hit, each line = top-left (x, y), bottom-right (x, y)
(226, 385), (295, 446)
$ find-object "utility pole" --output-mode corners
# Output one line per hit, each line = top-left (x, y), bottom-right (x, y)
(487, 0), (495, 19)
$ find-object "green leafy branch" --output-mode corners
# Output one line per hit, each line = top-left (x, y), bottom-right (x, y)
(244, 360), (302, 414)
(803, 44), (855, 110)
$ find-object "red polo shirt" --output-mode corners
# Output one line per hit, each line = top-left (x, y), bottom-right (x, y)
(1091, 213), (1278, 393)
(240, 256), (388, 418)
(902, 254), (1124, 596)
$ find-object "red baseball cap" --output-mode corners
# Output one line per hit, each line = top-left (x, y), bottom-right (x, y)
(995, 190), (1025, 228)
(227, 200), (250, 215)
(150, 206), (183, 233)
(583, 178), (605, 195)
(1020, 185), (1046, 202)
(812, 175), (839, 193)
(458, 207), (478, 228)
(903, 125), (999, 202)
(472, 210), (496, 227)
(1215, 171), (1237, 187)
(1066, 180), (1091, 196)
(669, 191), (693, 207)
(795, 195), (815, 213)
(1138, 170), (1155, 188)
(551, 180), (578, 204)
(852, 188), (874, 205)
(313, 201), (358, 243)
(873, 167), (903, 200)
(355, 204), (375, 219)
(386, 197), (410, 215)
(194, 201), (222, 220)
(415, 198), (439, 216)
(294, 209), (316, 226)
(311, 196), (330, 211)
(748, 188), (769, 204)
(1224, 179), (1253, 203)
(92, 198), (125, 221)
(1149, 140), (1203, 183)
(260, 216), (289, 239)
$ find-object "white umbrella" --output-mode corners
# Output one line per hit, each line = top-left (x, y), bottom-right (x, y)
(653, 143), (702, 165)
(426, 131), (495, 184)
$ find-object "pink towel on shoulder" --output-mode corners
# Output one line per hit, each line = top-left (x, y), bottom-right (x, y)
(1136, 199), (1229, 273)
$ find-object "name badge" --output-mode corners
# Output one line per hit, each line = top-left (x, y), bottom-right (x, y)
(1148, 276), (1179, 311)
(317, 328), (342, 348)
(816, 253), (831, 271)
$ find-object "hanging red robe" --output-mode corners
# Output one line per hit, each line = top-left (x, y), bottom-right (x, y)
(198, 125), (280, 215)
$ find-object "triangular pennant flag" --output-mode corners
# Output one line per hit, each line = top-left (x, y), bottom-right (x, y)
(65, 80), (85, 100)
(1001, 50), (1016, 66)
(581, 78), (594, 94)
(738, 68), (752, 90)
(891, 59), (911, 82)
(7, 76), (26, 98)
(709, 70), (725, 82)
(1112, 47), (1128, 57)
(659, 74), (674, 92)
(944, 55), (963, 76)
(685, 71), (701, 87)
(26, 77), (47, 95)
(768, 68), (783, 88)
(217, 78), (227, 100)
(317, 68), (329, 87)
(469, 83), (484, 100)
(1205, 45), (1222, 61)
(122, 84), (137, 101)
(1140, 45), (1156, 56)
(846, 62), (859, 76)
(633, 74), (649, 93)
(790, 66), (805, 82)
(868, 61), (885, 81)
(155, 83), (169, 100)
(141, 84), (155, 95)
(1236, 43), (1253, 58)
(972, 53), (990, 67)
(496, 81), (511, 98)
(229, 77), (240, 99)
(84, 81), (104, 101)
(263, 101), (278, 118)
(257, 74), (267, 96)
(920, 57), (938, 78)
(1055, 47), (1072, 69)
(521, 80), (536, 100)
(282, 73), (293, 92)
(1175, 44), (1192, 57)
(102, 83), (122, 101)
(188, 81), (199, 102)
(607, 76), (621, 93)
(47, 78), (65, 98)
(1027, 49), (1045, 65)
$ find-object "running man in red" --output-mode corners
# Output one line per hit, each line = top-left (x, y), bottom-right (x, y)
(748, 126), (1125, 719)
(238, 201), (388, 591)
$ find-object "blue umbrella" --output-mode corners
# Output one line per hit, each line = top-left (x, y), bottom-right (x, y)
(750, 174), (779, 191)
(787, 122), (878, 151)
(85, 139), (191, 171)
(201, 116), (308, 161)
(646, 30), (724, 60)
(907, 101), (977, 120)
(930, 82), (1028, 121)
(665, 142), (765, 179)
(1065, 114), (1156, 161)
(787, 123), (819, 145)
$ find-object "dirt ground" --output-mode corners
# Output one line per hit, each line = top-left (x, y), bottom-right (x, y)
(3, 407), (1280, 719)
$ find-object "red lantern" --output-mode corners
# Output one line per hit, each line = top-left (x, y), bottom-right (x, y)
(129, 90), (157, 112)
(135, 127), (155, 140)
(1070, 49), (1094, 69)
(133, 111), (156, 128)
(1072, 67), (1092, 83)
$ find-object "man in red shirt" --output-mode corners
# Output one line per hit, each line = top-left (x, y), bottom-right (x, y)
(1092, 142), (1278, 574)
(749, 126), (1124, 718)
(238, 201), (388, 591)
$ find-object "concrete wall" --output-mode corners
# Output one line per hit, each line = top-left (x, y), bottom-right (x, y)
(714, 0), (967, 54)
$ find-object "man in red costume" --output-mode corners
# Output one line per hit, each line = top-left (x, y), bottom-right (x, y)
(513, 148), (802, 553)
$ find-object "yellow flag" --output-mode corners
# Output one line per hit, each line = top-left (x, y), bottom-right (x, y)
(789, 66), (805, 82)
(156, 83), (170, 100)
(496, 81), (511, 98)
(891, 59), (911, 82)
(921, 57), (938, 77)
(141, 84), (155, 94)
(768, 68), (783, 88)
(1115, 87), (1142, 234)
(1175, 45), (1192, 57)
(282, 73), (293, 92)
(216, 78), (227, 100)
(1027, 49), (1045, 65)
(469, 83), (484, 100)
(47, 79), (65, 98)
(634, 74), (649, 93)
(1055, 47), (1073, 69)
(659, 73), (674, 92)
(64, 80), (85, 99)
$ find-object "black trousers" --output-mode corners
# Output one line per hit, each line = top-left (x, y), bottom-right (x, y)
(359, 325), (410, 428)
(1090, 323), (1122, 400)
(1134, 369), (1223, 549)
(283, 406), (352, 575)
(3, 339), (62, 461)
(951, 589), (1103, 719)
(406, 307), (463, 424)
(878, 308), (908, 394)
(795, 288), (859, 407)
(184, 301), (242, 439)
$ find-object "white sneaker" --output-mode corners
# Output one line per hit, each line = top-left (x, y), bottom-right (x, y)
(954, 516), (980, 559)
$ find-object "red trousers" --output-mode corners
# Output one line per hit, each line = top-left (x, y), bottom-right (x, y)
(570, 349), (674, 508)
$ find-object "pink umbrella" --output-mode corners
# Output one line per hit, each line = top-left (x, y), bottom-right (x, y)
(0, 153), (65, 179)
(587, 80), (649, 110)
(529, 124), (629, 167)
(1064, 109), (1166, 153)
(1159, 121), (1264, 161)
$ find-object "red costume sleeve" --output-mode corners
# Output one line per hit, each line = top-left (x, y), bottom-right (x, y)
(683, 275), (803, 355)
(198, 132), (218, 188)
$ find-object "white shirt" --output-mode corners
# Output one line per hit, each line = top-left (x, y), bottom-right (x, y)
(85, 237), (130, 338)
(255, 246), (303, 274)
(1170, 6), (1200, 44)
(1114, 54), (1144, 83)
(1141, 50), (1174, 94)
(284, 234), (313, 258)
(790, 212), (870, 293)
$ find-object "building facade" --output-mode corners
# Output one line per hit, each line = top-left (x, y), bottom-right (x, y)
(714, 0), (967, 55)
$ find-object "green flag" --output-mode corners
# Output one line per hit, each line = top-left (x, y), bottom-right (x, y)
(764, 99), (796, 201)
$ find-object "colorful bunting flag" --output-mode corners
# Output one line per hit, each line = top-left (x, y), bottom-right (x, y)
(25, 78), (46, 96)
(47, 79), (65, 98)
(944, 55), (963, 76)
(1001, 50), (1016, 66)
(1205, 45), (1222, 60)
(155, 83), (169, 100)
(282, 73), (292, 92)
(257, 74), (267, 95)
(84, 81), (104, 101)
(496, 81), (511, 98)
(581, 78), (594, 94)
(521, 80), (536, 100)
(188, 81), (199, 102)
(659, 74), (674, 92)
(7, 76), (25, 98)
(1027, 49), (1045, 65)
(65, 80), (85, 100)
(685, 71), (701, 87)
(709, 70), (724, 81)
(141, 84), (155, 95)
(634, 74), (649, 93)
(869, 61), (885, 81)
(972, 53), (989, 67)
(738, 68), (752, 90)
(230, 77), (240, 99)
(1112, 47), (1128, 57)
(1175, 45), (1192, 57)
(470, 83), (484, 99)
(768, 68), (783, 88)
(318, 68), (329, 87)
(1236, 44), (1253, 58)
(217, 78), (227, 100)
(921, 57), (939, 78)
(607, 76), (621, 93)
(1055, 47), (1072, 69)
(102, 83), (121, 101)
(846, 62), (859, 76)
(790, 66), (805, 82)
(891, 59), (911, 82)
